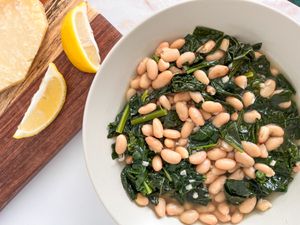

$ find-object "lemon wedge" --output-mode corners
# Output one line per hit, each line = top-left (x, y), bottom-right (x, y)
(13, 63), (67, 139)
(61, 2), (101, 73)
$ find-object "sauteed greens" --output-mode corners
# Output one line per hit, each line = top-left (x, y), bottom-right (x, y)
(107, 26), (300, 224)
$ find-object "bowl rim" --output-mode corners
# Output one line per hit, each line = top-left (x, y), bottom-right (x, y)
(82, 0), (300, 224)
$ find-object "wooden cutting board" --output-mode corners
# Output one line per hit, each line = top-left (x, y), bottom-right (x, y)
(0, 0), (121, 209)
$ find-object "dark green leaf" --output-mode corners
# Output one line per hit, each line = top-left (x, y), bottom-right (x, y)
(252, 55), (272, 77)
(220, 122), (243, 152)
(224, 179), (255, 205)
(192, 26), (224, 44)
(171, 74), (205, 92)
(275, 74), (296, 94)
(161, 110), (183, 129)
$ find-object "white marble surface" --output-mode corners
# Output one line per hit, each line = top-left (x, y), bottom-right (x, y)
(0, 1), (300, 225)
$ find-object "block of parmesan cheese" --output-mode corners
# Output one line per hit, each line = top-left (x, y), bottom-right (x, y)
(0, 0), (48, 92)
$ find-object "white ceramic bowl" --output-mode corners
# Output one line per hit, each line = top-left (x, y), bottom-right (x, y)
(83, 1), (300, 224)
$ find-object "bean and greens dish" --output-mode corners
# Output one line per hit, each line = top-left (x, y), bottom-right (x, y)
(107, 26), (300, 225)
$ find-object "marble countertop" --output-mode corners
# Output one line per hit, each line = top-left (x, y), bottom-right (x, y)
(0, 1), (299, 225)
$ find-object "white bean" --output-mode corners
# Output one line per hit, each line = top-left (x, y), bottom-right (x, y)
(231, 112), (239, 121)
(169, 66), (183, 75)
(176, 52), (196, 68)
(159, 95), (171, 110)
(217, 202), (230, 215)
(239, 197), (257, 214)
(135, 193), (149, 206)
(154, 198), (166, 217)
(174, 92), (191, 103)
(189, 107), (205, 126)
(231, 211), (244, 224)
(175, 146), (189, 159)
(152, 70), (173, 89)
(158, 58), (170, 72)
(226, 96), (244, 111)
(214, 191), (226, 203)
(170, 38), (185, 49)
(206, 85), (216, 95)
(235, 151), (255, 167)
(139, 73), (151, 89)
(211, 167), (226, 175)
(141, 124), (153, 136)
(199, 213), (218, 225)
(242, 91), (255, 107)
(206, 50), (224, 61)
(166, 202), (184, 216)
(137, 57), (149, 75)
(243, 167), (256, 179)
(220, 140), (234, 152)
(256, 199), (272, 212)
(177, 138), (188, 147)
(227, 162), (239, 173)
(176, 101), (189, 121)
(145, 136), (163, 153)
(265, 137), (284, 151)
(130, 76), (140, 89)
(260, 79), (276, 98)
(138, 103), (157, 114)
(209, 175), (226, 195)
(266, 124), (284, 137)
(205, 171), (218, 184)
(270, 67), (280, 76)
(254, 163), (275, 177)
(163, 129), (181, 139)
(213, 210), (231, 223)
(146, 58), (159, 80)
(195, 203), (215, 213)
(155, 42), (169, 56)
(229, 169), (244, 180)
(202, 101), (223, 114)
(227, 152), (235, 160)
(196, 159), (211, 174)
(200, 109), (212, 120)
(212, 112), (230, 128)
(152, 155), (163, 172)
(241, 141), (261, 157)
(189, 151), (207, 165)
(181, 120), (195, 138)
(294, 162), (300, 173)
(243, 110), (261, 123)
(234, 75), (247, 89)
(259, 144), (269, 158)
(207, 148), (227, 160)
(151, 118), (163, 139)
(197, 40), (216, 53)
(164, 138), (175, 149)
(258, 126), (270, 143)
(208, 65), (229, 79)
(125, 156), (133, 164)
(215, 158), (236, 170)
(220, 38), (230, 52)
(255, 51), (263, 59)
(189, 91), (204, 103)
(126, 88), (136, 101)
(161, 149), (181, 164)
(279, 100), (292, 109)
(194, 70), (210, 85)
(115, 134), (127, 154)
(179, 210), (199, 225)
(160, 47), (180, 62)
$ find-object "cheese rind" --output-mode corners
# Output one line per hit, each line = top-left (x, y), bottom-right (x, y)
(0, 0), (48, 92)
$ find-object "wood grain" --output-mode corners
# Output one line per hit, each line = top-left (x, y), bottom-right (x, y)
(0, 0), (121, 209)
